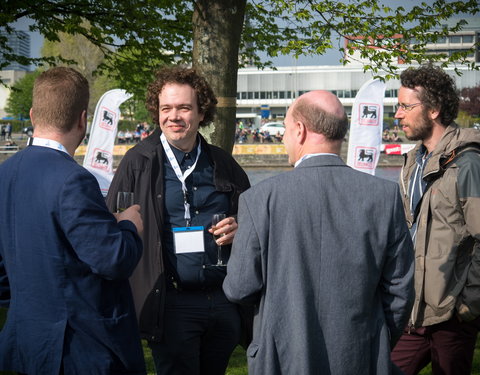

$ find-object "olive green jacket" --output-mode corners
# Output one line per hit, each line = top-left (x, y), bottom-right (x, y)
(400, 124), (480, 327)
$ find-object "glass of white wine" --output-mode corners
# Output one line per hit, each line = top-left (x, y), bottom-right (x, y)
(212, 213), (227, 266)
(117, 192), (134, 213)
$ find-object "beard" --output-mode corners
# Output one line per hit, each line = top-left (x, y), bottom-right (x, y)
(403, 108), (434, 141)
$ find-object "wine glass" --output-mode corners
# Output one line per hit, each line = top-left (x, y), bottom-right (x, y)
(212, 213), (227, 266)
(117, 192), (134, 213)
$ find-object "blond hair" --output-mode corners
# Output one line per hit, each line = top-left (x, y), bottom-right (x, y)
(31, 67), (89, 133)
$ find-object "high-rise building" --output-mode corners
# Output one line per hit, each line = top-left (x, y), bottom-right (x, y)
(0, 30), (31, 72)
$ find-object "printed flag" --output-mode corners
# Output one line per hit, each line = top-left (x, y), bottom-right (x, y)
(83, 89), (132, 196)
(346, 79), (386, 175)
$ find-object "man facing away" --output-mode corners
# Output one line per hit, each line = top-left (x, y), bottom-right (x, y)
(391, 64), (480, 375)
(223, 90), (415, 375)
(0, 67), (146, 375)
(106, 67), (250, 375)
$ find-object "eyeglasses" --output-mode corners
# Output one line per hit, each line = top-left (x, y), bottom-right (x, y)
(395, 103), (422, 112)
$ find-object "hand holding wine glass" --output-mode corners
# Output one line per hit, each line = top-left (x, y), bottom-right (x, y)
(117, 192), (134, 213)
(212, 213), (227, 266)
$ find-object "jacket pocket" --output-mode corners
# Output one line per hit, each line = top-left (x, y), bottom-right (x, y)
(247, 342), (259, 358)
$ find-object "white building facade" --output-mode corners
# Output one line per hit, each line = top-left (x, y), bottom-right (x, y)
(236, 64), (480, 123)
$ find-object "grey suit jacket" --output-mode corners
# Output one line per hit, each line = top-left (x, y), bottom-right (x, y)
(223, 155), (414, 375)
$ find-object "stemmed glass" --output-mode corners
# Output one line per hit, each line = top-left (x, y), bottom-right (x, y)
(117, 192), (134, 213)
(212, 213), (227, 266)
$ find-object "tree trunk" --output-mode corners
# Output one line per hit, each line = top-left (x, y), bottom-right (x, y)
(192, 0), (246, 153)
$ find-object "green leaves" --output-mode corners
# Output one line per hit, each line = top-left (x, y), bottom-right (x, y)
(4, 70), (40, 120)
(1, 0), (478, 95)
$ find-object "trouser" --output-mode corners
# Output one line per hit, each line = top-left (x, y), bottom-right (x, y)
(148, 287), (241, 375)
(391, 315), (480, 375)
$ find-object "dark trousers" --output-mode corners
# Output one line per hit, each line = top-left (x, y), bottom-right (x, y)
(391, 316), (480, 375)
(148, 287), (241, 375)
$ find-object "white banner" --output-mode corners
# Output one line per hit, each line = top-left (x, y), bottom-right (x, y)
(83, 89), (132, 196)
(346, 79), (386, 175)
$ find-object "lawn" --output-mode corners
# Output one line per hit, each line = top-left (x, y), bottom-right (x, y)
(1, 307), (479, 374)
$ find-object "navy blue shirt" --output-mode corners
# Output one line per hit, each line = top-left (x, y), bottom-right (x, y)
(162, 139), (230, 288)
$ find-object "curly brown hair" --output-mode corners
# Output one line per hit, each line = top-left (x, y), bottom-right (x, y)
(400, 64), (459, 126)
(146, 67), (217, 127)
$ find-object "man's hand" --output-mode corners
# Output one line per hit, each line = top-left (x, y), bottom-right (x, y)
(208, 216), (238, 246)
(116, 204), (143, 236)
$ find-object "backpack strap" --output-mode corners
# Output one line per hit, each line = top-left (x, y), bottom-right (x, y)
(440, 144), (480, 170)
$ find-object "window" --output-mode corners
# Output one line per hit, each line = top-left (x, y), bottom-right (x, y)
(463, 35), (474, 43)
(436, 36), (447, 44)
(449, 35), (461, 44)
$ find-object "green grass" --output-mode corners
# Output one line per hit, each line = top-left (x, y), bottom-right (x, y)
(1, 307), (479, 375)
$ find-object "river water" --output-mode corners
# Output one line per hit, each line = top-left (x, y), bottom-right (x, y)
(245, 166), (402, 186)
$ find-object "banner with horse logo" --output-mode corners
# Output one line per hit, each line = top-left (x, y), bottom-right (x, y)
(347, 79), (386, 175)
(83, 89), (132, 196)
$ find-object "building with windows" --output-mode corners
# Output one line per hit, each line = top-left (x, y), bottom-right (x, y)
(236, 17), (480, 125)
(235, 64), (480, 124)
(0, 30), (31, 71)
(0, 30), (32, 118)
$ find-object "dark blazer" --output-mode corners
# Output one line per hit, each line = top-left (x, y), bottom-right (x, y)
(224, 155), (414, 375)
(0, 146), (145, 374)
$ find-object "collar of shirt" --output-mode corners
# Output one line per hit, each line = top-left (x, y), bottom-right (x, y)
(415, 144), (429, 166)
(295, 153), (339, 168)
(28, 137), (69, 155)
(169, 140), (199, 170)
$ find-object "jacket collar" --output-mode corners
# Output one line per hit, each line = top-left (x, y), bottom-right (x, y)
(403, 123), (480, 181)
(296, 154), (347, 169)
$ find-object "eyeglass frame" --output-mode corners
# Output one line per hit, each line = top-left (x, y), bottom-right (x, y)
(395, 102), (423, 112)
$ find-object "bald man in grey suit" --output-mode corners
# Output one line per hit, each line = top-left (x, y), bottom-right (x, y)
(223, 90), (414, 375)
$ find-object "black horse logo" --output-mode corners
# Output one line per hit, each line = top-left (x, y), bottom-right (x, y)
(103, 110), (114, 126)
(358, 149), (373, 162)
(95, 151), (109, 165)
(362, 106), (377, 119)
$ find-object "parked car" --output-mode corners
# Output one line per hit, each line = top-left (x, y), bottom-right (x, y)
(22, 126), (33, 137)
(260, 122), (285, 136)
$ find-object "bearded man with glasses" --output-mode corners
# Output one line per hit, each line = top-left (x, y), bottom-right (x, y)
(391, 64), (480, 375)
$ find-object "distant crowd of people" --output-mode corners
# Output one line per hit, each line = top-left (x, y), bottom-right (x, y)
(383, 124), (404, 143)
(0, 123), (12, 141)
(117, 122), (152, 144)
(235, 126), (283, 144)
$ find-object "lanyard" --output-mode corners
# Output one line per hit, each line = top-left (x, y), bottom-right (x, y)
(28, 137), (69, 155)
(161, 133), (201, 226)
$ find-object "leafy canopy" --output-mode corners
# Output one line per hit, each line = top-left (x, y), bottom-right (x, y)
(1, 0), (478, 90)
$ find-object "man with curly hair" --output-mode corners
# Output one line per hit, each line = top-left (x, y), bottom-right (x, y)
(391, 64), (480, 375)
(106, 66), (250, 375)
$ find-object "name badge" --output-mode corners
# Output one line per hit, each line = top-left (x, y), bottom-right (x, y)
(173, 226), (205, 254)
